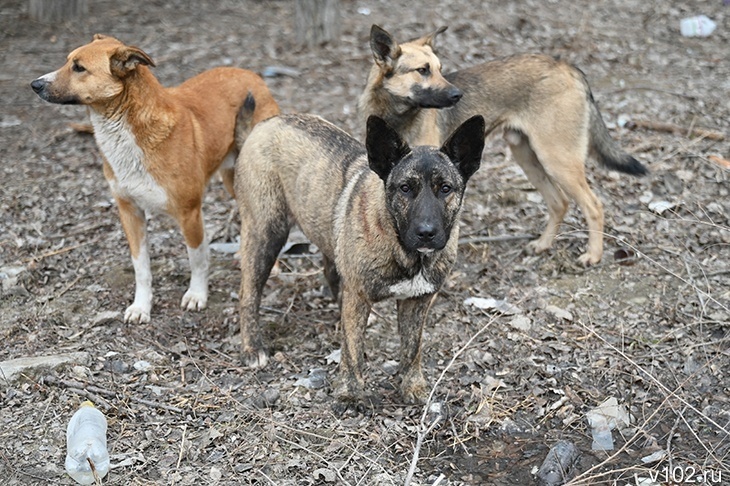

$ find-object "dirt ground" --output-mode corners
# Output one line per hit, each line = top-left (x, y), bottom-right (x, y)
(1, 0), (729, 484)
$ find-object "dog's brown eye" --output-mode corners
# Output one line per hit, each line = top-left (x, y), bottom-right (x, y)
(416, 66), (430, 76)
(72, 62), (86, 73)
(440, 184), (452, 194)
(400, 184), (411, 193)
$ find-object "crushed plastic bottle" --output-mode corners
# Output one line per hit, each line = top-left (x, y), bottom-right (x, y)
(680, 15), (717, 37)
(585, 397), (631, 451)
(65, 401), (110, 484)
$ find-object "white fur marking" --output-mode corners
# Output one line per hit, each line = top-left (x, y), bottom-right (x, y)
(126, 233), (152, 323)
(182, 237), (209, 310)
(40, 71), (57, 82)
(91, 111), (168, 213)
(389, 271), (436, 300)
(334, 168), (365, 239)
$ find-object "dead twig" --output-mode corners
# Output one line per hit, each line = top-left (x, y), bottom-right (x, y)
(55, 274), (83, 299)
(43, 375), (183, 413)
(458, 233), (535, 245)
(605, 86), (698, 101)
(22, 242), (88, 264)
(404, 308), (500, 486)
(626, 119), (725, 141)
(176, 424), (187, 470)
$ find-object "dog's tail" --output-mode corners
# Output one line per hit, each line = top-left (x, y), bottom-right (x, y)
(235, 92), (257, 150)
(586, 87), (648, 176)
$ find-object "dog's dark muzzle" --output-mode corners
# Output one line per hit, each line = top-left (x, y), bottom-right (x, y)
(30, 77), (80, 104)
(405, 221), (447, 253)
(411, 85), (463, 109)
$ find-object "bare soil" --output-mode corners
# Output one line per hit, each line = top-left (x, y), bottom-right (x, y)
(1, 0), (728, 485)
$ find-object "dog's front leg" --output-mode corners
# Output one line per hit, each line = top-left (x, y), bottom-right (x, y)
(334, 289), (371, 403)
(116, 196), (152, 323)
(179, 206), (209, 311)
(396, 294), (435, 403)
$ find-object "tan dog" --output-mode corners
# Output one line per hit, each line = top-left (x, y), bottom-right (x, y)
(31, 34), (279, 323)
(359, 25), (647, 265)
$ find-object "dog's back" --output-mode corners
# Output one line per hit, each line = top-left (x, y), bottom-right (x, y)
(236, 114), (367, 259)
(359, 25), (647, 265)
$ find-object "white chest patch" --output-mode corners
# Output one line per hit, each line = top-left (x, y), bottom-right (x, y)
(91, 112), (167, 213)
(388, 271), (436, 300)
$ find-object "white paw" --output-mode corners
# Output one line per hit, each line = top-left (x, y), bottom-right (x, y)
(578, 252), (601, 267)
(526, 237), (552, 255)
(181, 290), (207, 311)
(243, 349), (269, 369)
(125, 305), (151, 323)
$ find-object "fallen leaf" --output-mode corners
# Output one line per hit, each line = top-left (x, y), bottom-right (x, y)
(708, 155), (730, 169)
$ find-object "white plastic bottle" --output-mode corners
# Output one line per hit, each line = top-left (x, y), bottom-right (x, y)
(65, 401), (110, 484)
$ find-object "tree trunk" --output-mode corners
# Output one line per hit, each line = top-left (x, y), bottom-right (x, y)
(29, 0), (88, 23)
(295, 0), (341, 48)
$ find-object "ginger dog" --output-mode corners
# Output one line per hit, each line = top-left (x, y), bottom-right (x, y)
(31, 35), (279, 322)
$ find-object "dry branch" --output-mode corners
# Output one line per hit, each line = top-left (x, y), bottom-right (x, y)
(627, 119), (725, 141)
(43, 375), (183, 414)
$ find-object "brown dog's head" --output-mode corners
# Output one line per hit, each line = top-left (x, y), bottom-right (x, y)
(369, 25), (462, 109)
(30, 34), (155, 106)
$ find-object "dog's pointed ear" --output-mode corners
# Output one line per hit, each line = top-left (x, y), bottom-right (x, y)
(440, 115), (485, 181)
(370, 25), (401, 69)
(414, 26), (448, 49)
(366, 115), (411, 181)
(110, 45), (156, 78)
(93, 33), (109, 41)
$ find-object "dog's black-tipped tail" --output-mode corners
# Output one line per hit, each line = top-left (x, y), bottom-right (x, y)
(235, 92), (257, 150)
(589, 95), (648, 176)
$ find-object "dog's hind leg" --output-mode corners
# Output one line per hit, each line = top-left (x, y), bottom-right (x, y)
(506, 131), (569, 256)
(548, 165), (604, 266)
(527, 130), (604, 265)
(322, 254), (341, 304)
(237, 201), (291, 368)
(218, 151), (237, 199)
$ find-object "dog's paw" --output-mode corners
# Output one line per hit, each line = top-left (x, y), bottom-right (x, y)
(577, 251), (601, 267)
(526, 237), (552, 255)
(400, 374), (429, 404)
(400, 381), (429, 405)
(331, 393), (379, 416)
(331, 376), (376, 412)
(181, 290), (207, 311)
(124, 305), (151, 324)
(242, 348), (269, 369)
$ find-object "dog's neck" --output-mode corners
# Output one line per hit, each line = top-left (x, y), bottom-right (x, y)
(89, 67), (175, 144)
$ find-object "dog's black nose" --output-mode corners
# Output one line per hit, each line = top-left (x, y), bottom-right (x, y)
(416, 223), (436, 242)
(448, 87), (463, 103)
(31, 79), (45, 93)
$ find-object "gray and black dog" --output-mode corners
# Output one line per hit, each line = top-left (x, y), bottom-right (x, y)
(234, 105), (485, 405)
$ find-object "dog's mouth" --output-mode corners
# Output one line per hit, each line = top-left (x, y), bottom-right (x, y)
(409, 85), (463, 109)
(404, 237), (446, 254)
(416, 98), (459, 109)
